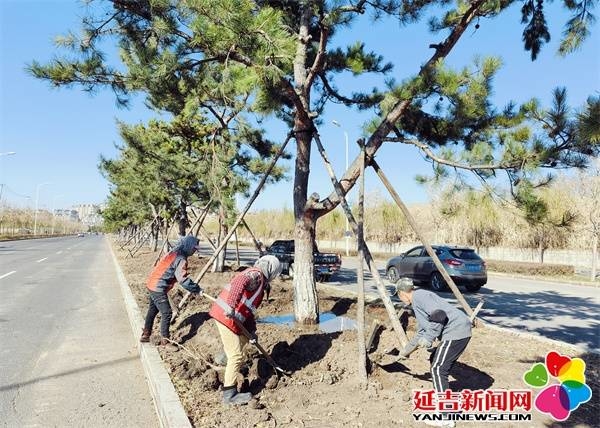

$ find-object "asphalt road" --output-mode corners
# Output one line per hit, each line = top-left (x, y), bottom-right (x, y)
(0, 236), (157, 427)
(214, 244), (600, 353)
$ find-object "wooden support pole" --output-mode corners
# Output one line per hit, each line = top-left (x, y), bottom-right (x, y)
(370, 160), (474, 317)
(469, 299), (485, 324)
(171, 134), (292, 322)
(153, 220), (177, 266)
(241, 218), (264, 254)
(356, 141), (368, 385)
(313, 133), (408, 347)
(199, 226), (217, 251)
(234, 230), (241, 266)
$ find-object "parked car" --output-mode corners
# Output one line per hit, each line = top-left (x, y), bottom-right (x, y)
(77, 233), (85, 237)
(263, 239), (342, 282)
(385, 245), (487, 292)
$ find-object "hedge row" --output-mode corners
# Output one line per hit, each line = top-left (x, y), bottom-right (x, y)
(486, 260), (575, 276)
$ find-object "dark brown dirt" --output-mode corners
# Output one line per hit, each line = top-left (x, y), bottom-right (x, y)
(114, 243), (599, 428)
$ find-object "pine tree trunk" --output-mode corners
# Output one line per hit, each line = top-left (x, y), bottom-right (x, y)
(293, 128), (319, 325)
(178, 200), (187, 237)
(290, 0), (319, 324)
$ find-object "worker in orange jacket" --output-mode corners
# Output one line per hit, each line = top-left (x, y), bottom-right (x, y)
(141, 235), (203, 351)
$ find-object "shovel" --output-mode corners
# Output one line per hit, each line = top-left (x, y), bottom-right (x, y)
(203, 293), (291, 376)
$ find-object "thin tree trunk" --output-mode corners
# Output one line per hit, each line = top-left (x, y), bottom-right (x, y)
(212, 206), (227, 273)
(172, 134), (292, 321)
(592, 234), (598, 282)
(356, 142), (368, 386)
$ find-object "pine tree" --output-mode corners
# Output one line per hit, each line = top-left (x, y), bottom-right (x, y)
(29, 0), (598, 323)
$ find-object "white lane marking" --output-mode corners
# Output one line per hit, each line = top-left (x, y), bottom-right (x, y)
(37, 257), (48, 263)
(0, 271), (16, 280)
(56, 251), (63, 254)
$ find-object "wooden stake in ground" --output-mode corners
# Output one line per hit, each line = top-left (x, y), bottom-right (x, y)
(234, 229), (241, 266)
(370, 160), (474, 317)
(242, 218), (264, 254)
(356, 141), (368, 385)
(313, 133), (408, 347)
(171, 133), (292, 322)
(153, 220), (177, 266)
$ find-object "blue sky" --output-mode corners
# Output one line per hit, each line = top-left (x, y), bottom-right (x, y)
(0, 1), (598, 213)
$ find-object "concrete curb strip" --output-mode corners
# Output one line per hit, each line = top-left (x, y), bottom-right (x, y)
(108, 241), (192, 428)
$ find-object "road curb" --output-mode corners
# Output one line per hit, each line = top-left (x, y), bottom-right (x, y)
(108, 241), (192, 428)
(488, 271), (599, 287)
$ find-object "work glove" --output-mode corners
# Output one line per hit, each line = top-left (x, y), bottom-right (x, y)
(225, 307), (235, 319)
(196, 288), (204, 297)
(418, 337), (432, 349)
(397, 344), (416, 360)
(248, 332), (258, 345)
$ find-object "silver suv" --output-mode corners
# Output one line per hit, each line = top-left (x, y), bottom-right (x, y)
(385, 245), (487, 292)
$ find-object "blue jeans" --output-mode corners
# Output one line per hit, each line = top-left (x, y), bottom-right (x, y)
(143, 290), (172, 338)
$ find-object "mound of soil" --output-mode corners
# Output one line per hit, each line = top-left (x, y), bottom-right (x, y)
(115, 244), (598, 428)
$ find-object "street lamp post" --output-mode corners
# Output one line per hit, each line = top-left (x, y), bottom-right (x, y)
(332, 120), (351, 256)
(33, 182), (51, 236)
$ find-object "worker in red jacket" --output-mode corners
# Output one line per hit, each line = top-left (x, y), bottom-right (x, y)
(209, 255), (282, 405)
(141, 235), (203, 351)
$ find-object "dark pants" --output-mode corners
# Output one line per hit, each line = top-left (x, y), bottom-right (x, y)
(143, 290), (172, 338)
(429, 337), (470, 392)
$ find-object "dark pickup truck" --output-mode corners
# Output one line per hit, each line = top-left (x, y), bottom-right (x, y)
(262, 239), (342, 282)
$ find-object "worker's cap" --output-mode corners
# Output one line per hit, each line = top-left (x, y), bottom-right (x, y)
(395, 277), (414, 294)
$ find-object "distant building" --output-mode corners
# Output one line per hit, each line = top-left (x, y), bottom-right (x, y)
(73, 204), (104, 227)
(54, 209), (79, 222)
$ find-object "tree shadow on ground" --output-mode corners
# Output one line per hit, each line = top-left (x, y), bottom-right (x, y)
(178, 311), (210, 343)
(245, 332), (341, 395)
(441, 288), (600, 351)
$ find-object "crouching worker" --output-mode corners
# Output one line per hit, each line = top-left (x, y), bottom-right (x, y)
(209, 255), (282, 405)
(396, 278), (472, 427)
(141, 235), (204, 351)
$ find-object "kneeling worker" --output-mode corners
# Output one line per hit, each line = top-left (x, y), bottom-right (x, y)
(209, 255), (282, 405)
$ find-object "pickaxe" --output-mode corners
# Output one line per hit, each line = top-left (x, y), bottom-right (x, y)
(202, 293), (291, 377)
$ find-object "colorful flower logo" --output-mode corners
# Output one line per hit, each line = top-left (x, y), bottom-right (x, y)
(523, 351), (592, 421)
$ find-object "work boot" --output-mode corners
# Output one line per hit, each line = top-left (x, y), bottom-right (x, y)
(159, 337), (179, 352)
(140, 328), (151, 343)
(222, 386), (252, 405)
